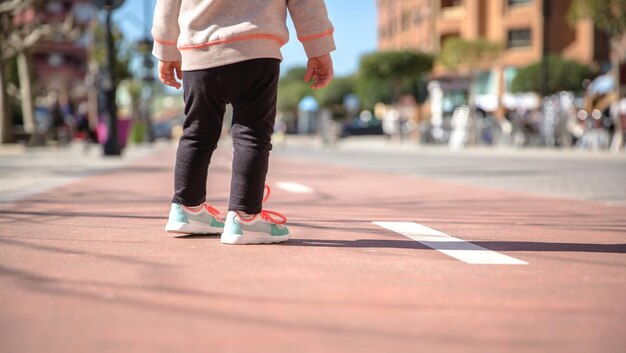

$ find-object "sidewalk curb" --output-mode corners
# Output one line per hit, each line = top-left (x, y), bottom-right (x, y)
(275, 135), (626, 160)
(0, 141), (172, 203)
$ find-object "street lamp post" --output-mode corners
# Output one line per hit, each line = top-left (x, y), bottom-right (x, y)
(141, 43), (155, 143)
(93, 0), (125, 156)
(142, 0), (155, 143)
(103, 0), (120, 156)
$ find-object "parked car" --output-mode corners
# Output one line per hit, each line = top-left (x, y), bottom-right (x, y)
(152, 120), (173, 140)
(341, 112), (383, 137)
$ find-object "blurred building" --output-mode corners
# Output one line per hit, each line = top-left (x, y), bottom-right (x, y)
(31, 1), (97, 96)
(377, 0), (610, 113)
(431, 0), (607, 68)
(378, 0), (435, 52)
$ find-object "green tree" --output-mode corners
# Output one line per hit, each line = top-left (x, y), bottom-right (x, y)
(277, 67), (313, 118)
(0, 0), (83, 144)
(314, 76), (355, 108)
(88, 20), (133, 87)
(356, 50), (433, 108)
(511, 55), (595, 95)
(569, 0), (626, 152)
(84, 17), (133, 148)
(439, 38), (502, 144)
(354, 76), (393, 110)
(439, 38), (502, 72)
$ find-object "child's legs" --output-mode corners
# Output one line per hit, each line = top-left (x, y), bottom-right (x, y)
(229, 59), (280, 214)
(173, 70), (226, 206)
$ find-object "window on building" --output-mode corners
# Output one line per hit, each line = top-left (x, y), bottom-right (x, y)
(507, 29), (531, 48)
(441, 0), (463, 8)
(46, 2), (64, 14)
(474, 71), (496, 95)
(508, 0), (532, 6)
(402, 11), (411, 31)
(48, 53), (65, 67)
(504, 67), (518, 93)
(414, 11), (424, 26)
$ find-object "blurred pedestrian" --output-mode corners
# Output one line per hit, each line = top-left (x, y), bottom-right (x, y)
(153, 0), (335, 244)
(75, 101), (90, 139)
(50, 92), (74, 147)
(75, 101), (98, 152)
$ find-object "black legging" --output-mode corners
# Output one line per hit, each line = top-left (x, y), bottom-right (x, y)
(172, 58), (280, 214)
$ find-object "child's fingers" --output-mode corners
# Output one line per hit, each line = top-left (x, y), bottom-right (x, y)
(159, 64), (171, 76)
(303, 66), (314, 83)
(175, 65), (183, 81)
(159, 70), (182, 89)
(168, 80), (181, 89)
(160, 73), (180, 89)
(158, 74), (170, 86)
(323, 71), (334, 86)
(159, 68), (172, 82)
(166, 80), (181, 89)
(158, 61), (183, 89)
(311, 69), (333, 89)
(159, 73), (174, 86)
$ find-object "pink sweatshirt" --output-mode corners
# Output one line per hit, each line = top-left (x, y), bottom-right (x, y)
(152, 0), (336, 71)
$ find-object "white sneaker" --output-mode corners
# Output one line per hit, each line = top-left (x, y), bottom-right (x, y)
(165, 203), (224, 234)
(221, 210), (290, 244)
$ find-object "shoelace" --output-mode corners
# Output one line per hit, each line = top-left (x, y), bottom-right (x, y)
(238, 185), (287, 225)
(205, 204), (224, 223)
(186, 203), (224, 223)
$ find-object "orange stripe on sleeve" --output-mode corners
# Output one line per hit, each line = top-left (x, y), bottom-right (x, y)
(297, 28), (334, 42)
(153, 36), (177, 46)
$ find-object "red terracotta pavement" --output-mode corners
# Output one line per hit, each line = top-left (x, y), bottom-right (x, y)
(0, 143), (624, 353)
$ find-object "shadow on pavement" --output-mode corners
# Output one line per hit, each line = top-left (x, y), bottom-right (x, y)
(0, 210), (165, 220)
(0, 263), (440, 341)
(0, 238), (171, 268)
(174, 234), (626, 254)
(285, 238), (626, 254)
(174, 234), (220, 239)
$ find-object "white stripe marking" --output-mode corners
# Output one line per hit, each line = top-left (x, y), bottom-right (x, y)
(275, 182), (314, 194)
(373, 222), (528, 265)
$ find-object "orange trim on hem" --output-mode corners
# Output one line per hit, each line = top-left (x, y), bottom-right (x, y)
(153, 36), (177, 46)
(298, 28), (334, 42)
(178, 33), (286, 50)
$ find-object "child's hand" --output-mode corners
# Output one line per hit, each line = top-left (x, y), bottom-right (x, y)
(158, 60), (183, 89)
(304, 54), (334, 89)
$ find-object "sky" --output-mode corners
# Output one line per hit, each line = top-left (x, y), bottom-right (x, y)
(113, 0), (378, 77)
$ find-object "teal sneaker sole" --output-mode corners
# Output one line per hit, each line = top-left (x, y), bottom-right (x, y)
(221, 232), (290, 245)
(165, 221), (223, 235)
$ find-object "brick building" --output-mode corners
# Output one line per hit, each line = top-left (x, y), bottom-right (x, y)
(377, 0), (609, 112)
(31, 1), (97, 95)
(378, 0), (435, 52)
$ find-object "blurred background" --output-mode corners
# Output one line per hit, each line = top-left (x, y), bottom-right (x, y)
(0, 0), (625, 154)
(0, 4), (625, 351)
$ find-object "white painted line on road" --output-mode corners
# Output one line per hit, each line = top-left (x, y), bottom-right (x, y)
(373, 222), (528, 265)
(275, 182), (314, 194)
